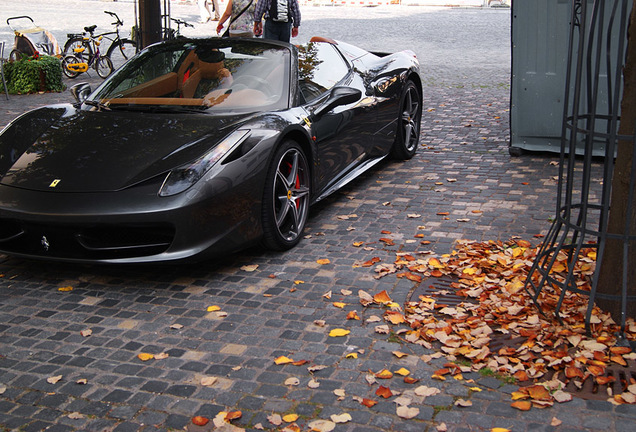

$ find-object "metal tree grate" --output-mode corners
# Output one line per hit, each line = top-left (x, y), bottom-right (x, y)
(522, 0), (636, 337)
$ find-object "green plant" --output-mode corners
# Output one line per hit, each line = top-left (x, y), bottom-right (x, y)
(4, 52), (64, 94)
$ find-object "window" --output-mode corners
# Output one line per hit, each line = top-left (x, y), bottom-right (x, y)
(298, 42), (349, 101)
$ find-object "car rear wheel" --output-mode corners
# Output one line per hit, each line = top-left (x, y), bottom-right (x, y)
(391, 80), (421, 160)
(261, 141), (311, 251)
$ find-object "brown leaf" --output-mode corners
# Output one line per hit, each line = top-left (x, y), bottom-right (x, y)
(347, 311), (360, 320)
(192, 416), (209, 426)
(396, 405), (420, 419)
(225, 411), (242, 421)
(375, 369), (394, 379)
(373, 290), (393, 304)
(511, 400), (532, 411)
(376, 385), (393, 398)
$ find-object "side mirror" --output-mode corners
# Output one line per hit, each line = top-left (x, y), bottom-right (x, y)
(70, 83), (92, 105)
(312, 86), (361, 119)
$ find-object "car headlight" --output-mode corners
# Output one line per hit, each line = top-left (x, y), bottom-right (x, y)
(159, 129), (250, 197)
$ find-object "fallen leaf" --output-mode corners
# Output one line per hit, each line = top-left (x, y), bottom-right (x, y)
(268, 414), (282, 426)
(207, 305), (221, 312)
(285, 377), (300, 386)
(192, 416), (209, 426)
(274, 356), (294, 365)
(201, 377), (218, 386)
(551, 418), (563, 427)
(375, 325), (390, 334)
(376, 385), (393, 398)
(80, 329), (92, 337)
(330, 413), (352, 423)
(317, 259), (331, 265)
(347, 311), (360, 320)
(57, 286), (73, 292)
(373, 290), (393, 304)
(415, 385), (441, 397)
(392, 351), (408, 358)
(308, 419), (336, 432)
(137, 353), (154, 362)
(345, 353), (358, 359)
(282, 414), (299, 422)
(396, 405), (420, 419)
(76, 379), (87, 385)
(491, 429), (510, 432)
(332, 302), (346, 309)
(170, 323), (184, 330)
(291, 359), (309, 366)
(67, 412), (84, 420)
(394, 368), (410, 376)
(511, 400), (532, 411)
(328, 328), (350, 337)
(47, 375), (63, 384)
(454, 399), (472, 407)
(308, 379), (320, 388)
(375, 369), (394, 379)
(334, 389), (346, 399)
(241, 264), (259, 272)
(154, 352), (169, 360)
(225, 411), (242, 421)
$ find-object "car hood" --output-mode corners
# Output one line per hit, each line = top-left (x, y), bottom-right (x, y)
(0, 106), (252, 193)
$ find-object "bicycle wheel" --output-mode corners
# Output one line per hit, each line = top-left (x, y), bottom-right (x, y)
(106, 38), (137, 70)
(96, 56), (113, 79)
(62, 55), (81, 79)
(63, 36), (93, 58)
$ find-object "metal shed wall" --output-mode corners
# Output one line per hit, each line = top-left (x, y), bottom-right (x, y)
(509, 0), (631, 156)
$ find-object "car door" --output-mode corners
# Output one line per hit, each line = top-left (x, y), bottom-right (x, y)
(298, 42), (376, 195)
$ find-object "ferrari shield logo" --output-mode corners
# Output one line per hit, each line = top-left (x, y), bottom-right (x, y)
(49, 179), (61, 188)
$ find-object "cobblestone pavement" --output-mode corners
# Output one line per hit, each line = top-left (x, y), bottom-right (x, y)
(1, 2), (633, 432)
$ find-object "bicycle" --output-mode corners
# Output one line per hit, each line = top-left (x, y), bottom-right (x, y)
(62, 31), (113, 79)
(162, 17), (194, 41)
(63, 11), (137, 72)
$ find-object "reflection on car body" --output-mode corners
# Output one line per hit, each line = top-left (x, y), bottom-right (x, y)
(0, 36), (422, 263)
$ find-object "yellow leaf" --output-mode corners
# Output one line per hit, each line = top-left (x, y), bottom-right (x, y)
(491, 429), (511, 432)
(207, 305), (221, 312)
(329, 328), (350, 337)
(137, 353), (154, 361)
(392, 351), (408, 358)
(317, 259), (331, 265)
(274, 356), (294, 365)
(462, 267), (477, 275)
(394, 368), (410, 376)
(346, 353), (358, 359)
(375, 369), (394, 379)
(332, 302), (346, 308)
(470, 387), (482, 392)
(282, 414), (299, 423)
(294, 280), (304, 285)
(58, 286), (73, 292)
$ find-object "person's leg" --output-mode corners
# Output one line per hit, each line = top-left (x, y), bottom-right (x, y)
(279, 22), (292, 43)
(263, 20), (278, 40)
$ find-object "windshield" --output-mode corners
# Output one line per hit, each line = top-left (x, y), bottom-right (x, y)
(90, 39), (291, 113)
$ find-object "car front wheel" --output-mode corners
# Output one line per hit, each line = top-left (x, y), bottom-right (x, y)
(391, 80), (421, 160)
(261, 140), (311, 251)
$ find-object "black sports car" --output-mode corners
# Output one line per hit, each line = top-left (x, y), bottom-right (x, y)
(0, 37), (422, 263)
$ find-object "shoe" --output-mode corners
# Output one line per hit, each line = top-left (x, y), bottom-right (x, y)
(213, 16), (220, 21)
(199, 17), (210, 24)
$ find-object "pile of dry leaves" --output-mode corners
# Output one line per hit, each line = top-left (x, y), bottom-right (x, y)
(366, 237), (636, 409)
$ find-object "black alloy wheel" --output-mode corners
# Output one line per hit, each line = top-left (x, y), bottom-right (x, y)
(391, 80), (421, 160)
(261, 140), (311, 250)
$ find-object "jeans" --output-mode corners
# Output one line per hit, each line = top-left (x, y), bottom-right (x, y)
(264, 19), (292, 43)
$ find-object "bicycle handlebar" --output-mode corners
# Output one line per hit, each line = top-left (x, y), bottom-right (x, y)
(104, 10), (123, 27)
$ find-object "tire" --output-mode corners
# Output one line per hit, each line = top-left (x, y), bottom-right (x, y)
(390, 80), (422, 160)
(63, 37), (92, 58)
(96, 56), (113, 78)
(261, 141), (311, 251)
(106, 39), (137, 70)
(61, 55), (81, 79)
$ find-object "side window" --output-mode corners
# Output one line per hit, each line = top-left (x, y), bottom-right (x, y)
(298, 42), (349, 102)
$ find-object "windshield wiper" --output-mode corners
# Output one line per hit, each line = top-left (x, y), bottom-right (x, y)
(83, 100), (111, 111)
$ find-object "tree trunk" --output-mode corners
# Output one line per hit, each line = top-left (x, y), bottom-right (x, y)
(138, 0), (162, 49)
(597, 2), (636, 322)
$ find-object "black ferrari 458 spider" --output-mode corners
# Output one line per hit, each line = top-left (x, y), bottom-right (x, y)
(0, 36), (422, 263)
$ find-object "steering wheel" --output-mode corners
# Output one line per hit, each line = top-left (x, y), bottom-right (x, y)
(231, 75), (273, 97)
